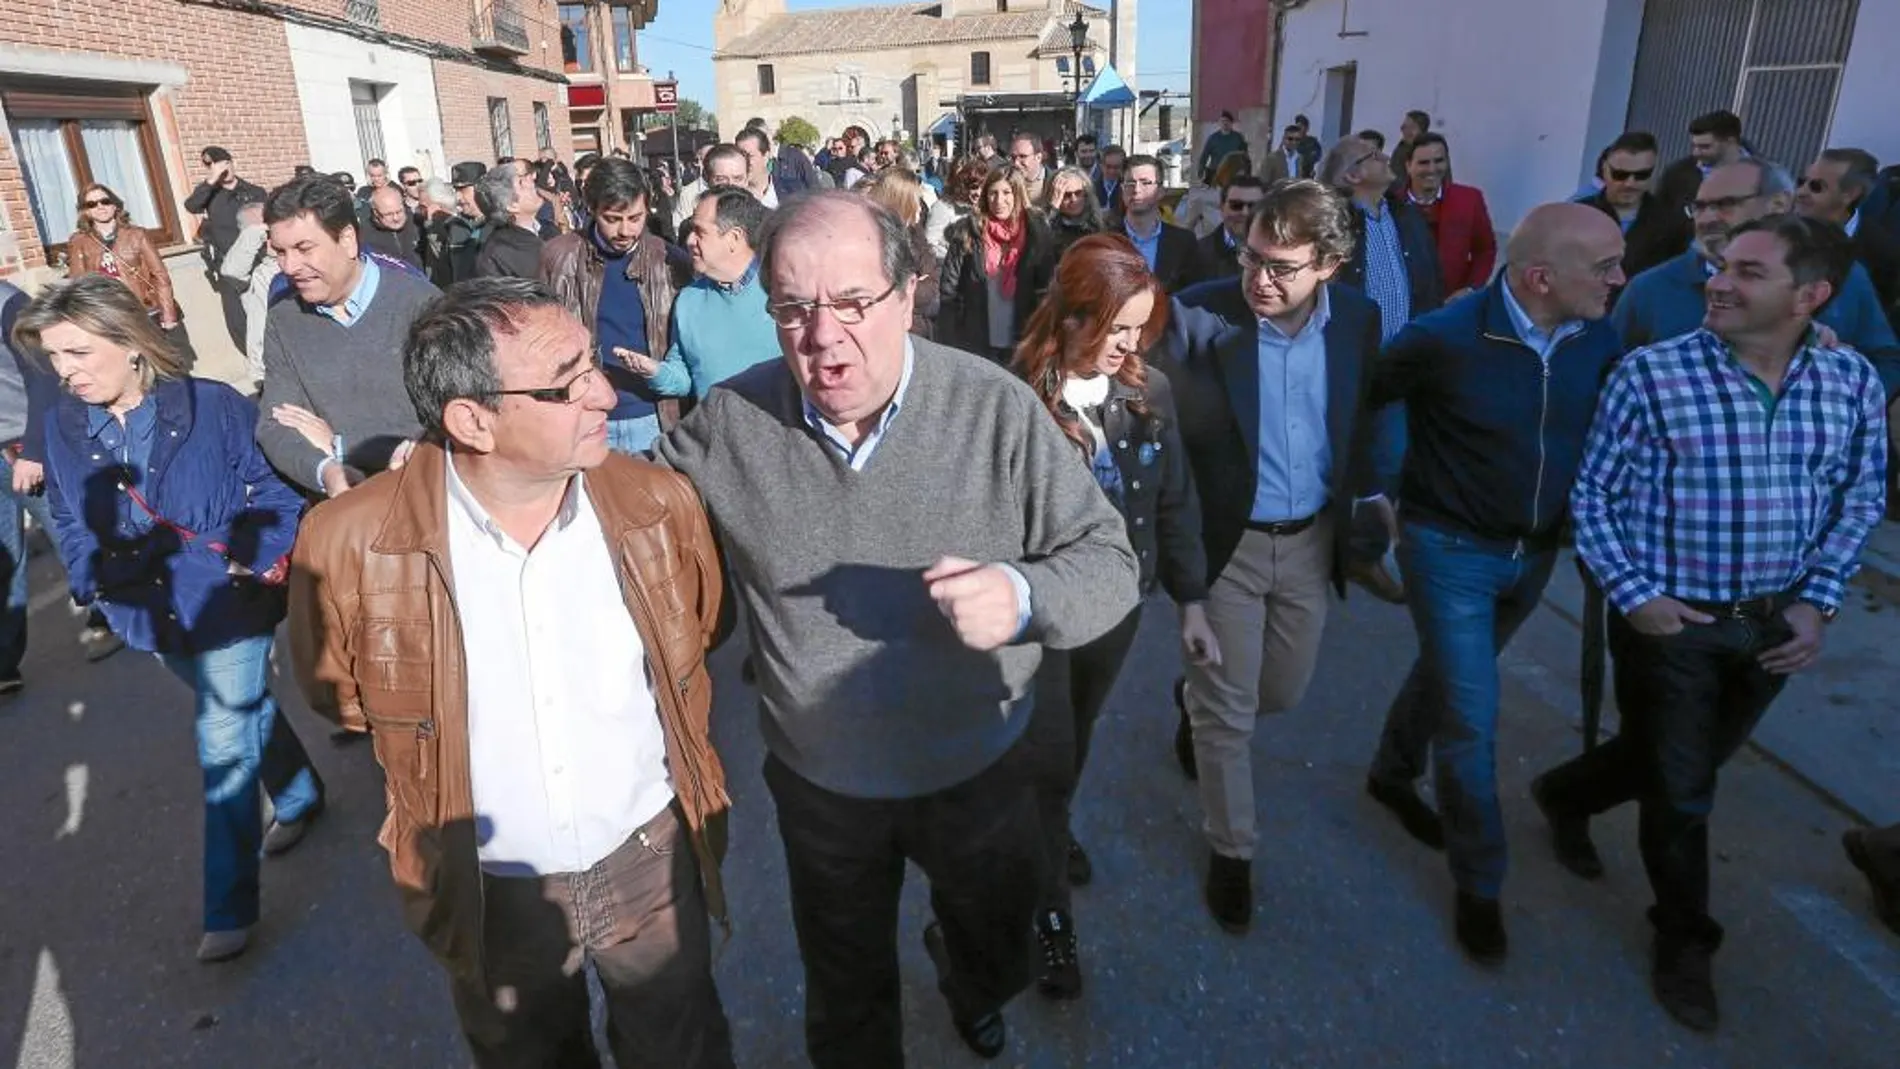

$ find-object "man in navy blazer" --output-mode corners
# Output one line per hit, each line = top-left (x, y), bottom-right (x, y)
(1150, 180), (1394, 934)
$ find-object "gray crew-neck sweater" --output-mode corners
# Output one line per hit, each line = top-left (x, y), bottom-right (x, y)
(256, 268), (438, 492)
(655, 338), (1139, 799)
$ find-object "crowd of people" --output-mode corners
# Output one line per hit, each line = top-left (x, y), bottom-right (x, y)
(0, 99), (1897, 1068)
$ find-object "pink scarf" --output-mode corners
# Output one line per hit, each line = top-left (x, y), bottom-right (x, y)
(982, 214), (1026, 299)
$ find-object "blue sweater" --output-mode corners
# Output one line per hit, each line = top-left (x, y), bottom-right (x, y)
(652, 262), (782, 399)
(1614, 249), (1900, 400)
(595, 232), (659, 421)
(1367, 281), (1625, 546)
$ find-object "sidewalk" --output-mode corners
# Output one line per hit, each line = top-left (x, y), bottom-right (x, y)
(1531, 524), (1900, 828)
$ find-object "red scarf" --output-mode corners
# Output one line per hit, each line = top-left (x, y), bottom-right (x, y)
(982, 214), (1026, 299)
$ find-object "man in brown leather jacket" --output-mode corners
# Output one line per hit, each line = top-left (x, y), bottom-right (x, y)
(288, 277), (735, 1068)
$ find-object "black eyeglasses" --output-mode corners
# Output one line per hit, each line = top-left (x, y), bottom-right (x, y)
(482, 358), (604, 405)
(1351, 149), (1386, 170)
(1225, 198), (1260, 210)
(767, 282), (901, 328)
(83, 198), (115, 209)
(1237, 248), (1320, 281)
(1607, 167), (1654, 182)
(1685, 194), (1758, 217)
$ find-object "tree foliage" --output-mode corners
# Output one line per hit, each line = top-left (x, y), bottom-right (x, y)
(776, 115), (820, 150)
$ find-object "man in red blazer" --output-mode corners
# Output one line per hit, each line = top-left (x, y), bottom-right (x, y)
(1402, 133), (1498, 297)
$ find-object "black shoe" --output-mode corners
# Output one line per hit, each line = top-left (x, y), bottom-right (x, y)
(1454, 891), (1508, 965)
(1365, 775), (1445, 850)
(1034, 909), (1082, 1000)
(1204, 852), (1252, 934)
(1843, 828), (1900, 936)
(1652, 934), (1720, 1032)
(1173, 678), (1197, 780)
(0, 675), (22, 699)
(923, 921), (1008, 1059)
(1066, 838), (1093, 887)
(81, 626), (124, 663)
(1530, 773), (1604, 880)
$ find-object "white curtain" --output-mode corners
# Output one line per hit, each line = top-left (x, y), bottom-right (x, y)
(79, 121), (162, 233)
(11, 120), (80, 248)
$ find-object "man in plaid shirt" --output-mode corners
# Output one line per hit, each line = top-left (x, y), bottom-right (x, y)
(1531, 214), (1889, 1033)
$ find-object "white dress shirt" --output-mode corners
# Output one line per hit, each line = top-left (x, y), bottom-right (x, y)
(445, 456), (674, 876)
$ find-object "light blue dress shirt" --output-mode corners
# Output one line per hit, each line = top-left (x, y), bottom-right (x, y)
(1251, 286), (1333, 523)
(1500, 275), (1585, 362)
(1125, 218), (1163, 272)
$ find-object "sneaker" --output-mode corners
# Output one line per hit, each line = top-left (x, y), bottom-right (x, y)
(263, 797), (325, 857)
(81, 626), (124, 663)
(1034, 909), (1082, 1000)
(197, 927), (251, 963)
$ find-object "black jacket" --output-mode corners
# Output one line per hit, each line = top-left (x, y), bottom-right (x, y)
(1128, 219), (1203, 293)
(185, 178), (267, 264)
(1153, 278), (1387, 595)
(1340, 196), (1444, 323)
(1047, 213), (1102, 259)
(1851, 215), (1900, 324)
(1062, 370), (1208, 602)
(361, 219), (425, 272)
(473, 224), (545, 281)
(1579, 190), (1688, 282)
(1195, 226), (1241, 282)
(937, 214), (1056, 358)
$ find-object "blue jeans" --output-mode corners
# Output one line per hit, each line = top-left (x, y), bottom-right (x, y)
(607, 414), (662, 456)
(1369, 522), (1557, 898)
(160, 633), (323, 932)
(0, 455), (29, 681)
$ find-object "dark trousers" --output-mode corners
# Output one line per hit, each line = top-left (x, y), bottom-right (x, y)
(1026, 608), (1141, 912)
(216, 281), (247, 353)
(449, 806), (734, 1069)
(764, 739), (1043, 1069)
(1536, 608), (1791, 942)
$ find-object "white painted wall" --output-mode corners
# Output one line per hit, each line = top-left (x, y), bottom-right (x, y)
(1273, 0), (1616, 231)
(284, 22), (446, 181)
(1827, 0), (1900, 167)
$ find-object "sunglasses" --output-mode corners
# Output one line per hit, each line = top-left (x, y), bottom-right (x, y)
(83, 198), (115, 208)
(401, 178), (423, 187)
(1226, 199), (1261, 210)
(1607, 167), (1654, 182)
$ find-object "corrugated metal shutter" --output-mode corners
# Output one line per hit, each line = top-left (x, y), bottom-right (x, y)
(1624, 0), (1861, 167)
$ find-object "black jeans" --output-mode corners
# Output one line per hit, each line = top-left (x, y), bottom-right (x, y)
(763, 738), (1043, 1069)
(1536, 607), (1791, 941)
(1026, 608), (1141, 912)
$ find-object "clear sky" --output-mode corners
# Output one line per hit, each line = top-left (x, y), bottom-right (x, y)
(636, 0), (1193, 120)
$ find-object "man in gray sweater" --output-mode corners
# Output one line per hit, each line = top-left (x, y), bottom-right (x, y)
(257, 174), (435, 496)
(654, 191), (1137, 1066)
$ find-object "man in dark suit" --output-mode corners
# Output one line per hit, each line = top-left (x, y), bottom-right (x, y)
(1797, 147), (1900, 322)
(1119, 154), (1203, 292)
(1094, 145), (1126, 219)
(1151, 179), (1395, 935)
(1194, 176), (1266, 281)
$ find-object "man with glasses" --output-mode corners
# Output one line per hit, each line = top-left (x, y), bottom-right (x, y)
(1797, 147), (1900, 320)
(1194, 174), (1265, 280)
(1578, 131), (1688, 284)
(1155, 180), (1393, 933)
(186, 146), (268, 350)
(288, 277), (737, 1068)
(1361, 202), (1627, 965)
(1404, 133), (1500, 299)
(1323, 136), (1443, 341)
(1008, 132), (1053, 207)
(652, 191), (1138, 1065)
(1120, 154), (1201, 291)
(360, 186), (425, 271)
(1530, 215), (1887, 1031)
(1613, 159), (1900, 388)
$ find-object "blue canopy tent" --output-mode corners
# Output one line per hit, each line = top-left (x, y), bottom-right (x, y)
(1081, 65), (1136, 110)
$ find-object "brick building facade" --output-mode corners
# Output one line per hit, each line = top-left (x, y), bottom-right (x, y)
(0, 0), (573, 281)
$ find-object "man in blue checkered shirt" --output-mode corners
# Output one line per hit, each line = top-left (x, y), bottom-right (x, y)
(1532, 215), (1888, 1034)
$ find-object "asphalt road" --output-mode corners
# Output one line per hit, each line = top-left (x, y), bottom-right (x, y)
(2, 540), (1896, 1069)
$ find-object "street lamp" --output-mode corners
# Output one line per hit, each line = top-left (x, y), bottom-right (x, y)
(1068, 10), (1088, 145)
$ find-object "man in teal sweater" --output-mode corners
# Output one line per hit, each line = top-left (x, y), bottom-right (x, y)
(651, 188), (781, 399)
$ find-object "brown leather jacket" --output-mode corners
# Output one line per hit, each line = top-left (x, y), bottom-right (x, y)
(539, 229), (689, 428)
(288, 442), (731, 981)
(66, 225), (178, 320)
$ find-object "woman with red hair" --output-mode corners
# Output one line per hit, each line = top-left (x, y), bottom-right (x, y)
(1013, 232), (1220, 999)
